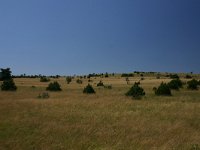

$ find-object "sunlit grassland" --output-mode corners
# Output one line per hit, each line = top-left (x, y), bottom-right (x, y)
(0, 75), (200, 150)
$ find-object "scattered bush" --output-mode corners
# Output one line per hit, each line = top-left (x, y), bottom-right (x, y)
(187, 79), (199, 90)
(97, 81), (104, 87)
(185, 75), (192, 79)
(105, 73), (109, 78)
(169, 74), (179, 79)
(168, 79), (183, 90)
(88, 79), (93, 83)
(104, 85), (112, 89)
(1, 79), (17, 91)
(76, 79), (83, 84)
(38, 92), (49, 99)
(155, 83), (171, 96)
(66, 76), (72, 84)
(156, 75), (160, 79)
(40, 76), (50, 82)
(83, 84), (95, 94)
(126, 77), (130, 84)
(46, 81), (62, 91)
(126, 83), (145, 99)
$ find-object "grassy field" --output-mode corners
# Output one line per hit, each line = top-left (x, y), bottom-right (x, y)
(0, 75), (200, 150)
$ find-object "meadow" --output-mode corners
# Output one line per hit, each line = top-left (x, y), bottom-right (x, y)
(0, 73), (200, 150)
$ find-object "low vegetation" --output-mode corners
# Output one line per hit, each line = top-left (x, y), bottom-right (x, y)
(1, 79), (17, 91)
(46, 81), (62, 91)
(154, 82), (172, 96)
(169, 74), (179, 79)
(97, 81), (104, 87)
(168, 79), (183, 90)
(187, 79), (199, 90)
(37, 92), (50, 99)
(104, 85), (112, 89)
(185, 74), (192, 79)
(40, 76), (50, 82)
(0, 70), (200, 149)
(66, 76), (72, 84)
(76, 79), (83, 84)
(83, 84), (95, 94)
(126, 82), (145, 99)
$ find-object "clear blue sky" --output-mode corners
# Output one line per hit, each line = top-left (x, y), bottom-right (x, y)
(0, 0), (200, 75)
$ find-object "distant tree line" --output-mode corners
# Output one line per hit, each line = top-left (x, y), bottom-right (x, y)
(121, 73), (134, 77)
(87, 72), (112, 78)
(133, 71), (157, 74)
(12, 74), (60, 79)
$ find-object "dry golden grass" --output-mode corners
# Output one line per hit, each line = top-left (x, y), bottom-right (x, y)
(0, 75), (200, 150)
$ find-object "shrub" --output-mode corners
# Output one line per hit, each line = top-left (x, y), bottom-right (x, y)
(46, 81), (62, 91)
(105, 73), (109, 78)
(76, 79), (83, 84)
(66, 76), (72, 84)
(126, 83), (145, 99)
(187, 79), (199, 90)
(83, 84), (95, 94)
(185, 75), (192, 79)
(168, 79), (183, 90)
(1, 79), (17, 91)
(104, 85), (112, 89)
(97, 81), (104, 87)
(38, 92), (49, 99)
(88, 79), (93, 83)
(40, 76), (50, 82)
(155, 83), (171, 96)
(169, 74), (179, 79)
(156, 75), (160, 79)
(126, 77), (130, 84)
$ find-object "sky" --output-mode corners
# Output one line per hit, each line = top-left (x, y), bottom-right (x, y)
(0, 0), (200, 75)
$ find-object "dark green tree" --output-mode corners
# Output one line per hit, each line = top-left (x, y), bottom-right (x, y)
(83, 84), (95, 94)
(126, 83), (145, 99)
(187, 79), (199, 90)
(46, 81), (62, 91)
(1, 79), (17, 91)
(0, 68), (12, 81)
(168, 79), (183, 90)
(155, 83), (171, 96)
